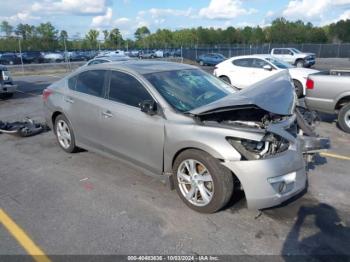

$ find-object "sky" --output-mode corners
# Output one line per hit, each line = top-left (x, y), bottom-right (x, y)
(0, 0), (350, 39)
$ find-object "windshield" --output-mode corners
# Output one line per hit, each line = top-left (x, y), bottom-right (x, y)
(266, 57), (293, 69)
(291, 48), (301, 53)
(144, 69), (235, 112)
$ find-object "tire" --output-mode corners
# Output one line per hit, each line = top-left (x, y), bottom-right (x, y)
(173, 149), (233, 213)
(296, 59), (305, 68)
(220, 76), (231, 84)
(293, 79), (304, 98)
(54, 114), (78, 153)
(338, 103), (350, 133)
(199, 60), (204, 66)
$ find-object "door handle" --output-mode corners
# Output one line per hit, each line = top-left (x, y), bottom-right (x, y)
(64, 97), (74, 103)
(102, 110), (113, 118)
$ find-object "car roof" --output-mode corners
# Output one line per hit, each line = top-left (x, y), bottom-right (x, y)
(230, 54), (273, 60)
(86, 60), (197, 75)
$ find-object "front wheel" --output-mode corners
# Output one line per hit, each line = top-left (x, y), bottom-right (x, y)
(54, 114), (78, 153)
(338, 103), (350, 133)
(296, 59), (305, 68)
(173, 149), (234, 213)
(199, 60), (204, 66)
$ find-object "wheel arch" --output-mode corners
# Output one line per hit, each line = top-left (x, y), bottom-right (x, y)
(335, 95), (350, 111)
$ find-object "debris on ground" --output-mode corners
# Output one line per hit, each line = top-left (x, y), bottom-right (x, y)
(0, 117), (49, 137)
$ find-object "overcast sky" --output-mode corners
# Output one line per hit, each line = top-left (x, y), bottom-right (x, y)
(1, 0), (350, 39)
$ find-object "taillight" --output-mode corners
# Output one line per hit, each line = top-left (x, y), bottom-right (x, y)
(42, 89), (53, 101)
(306, 78), (314, 89)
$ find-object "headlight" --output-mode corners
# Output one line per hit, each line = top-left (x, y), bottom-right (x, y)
(2, 70), (11, 81)
(227, 133), (290, 160)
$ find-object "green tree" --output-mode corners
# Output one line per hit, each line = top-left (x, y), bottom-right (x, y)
(109, 28), (123, 48)
(85, 29), (100, 49)
(134, 26), (150, 41)
(1, 21), (13, 37)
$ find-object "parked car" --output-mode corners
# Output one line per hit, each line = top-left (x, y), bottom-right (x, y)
(213, 55), (318, 97)
(69, 52), (89, 61)
(139, 51), (156, 59)
(0, 53), (21, 65)
(197, 53), (226, 66)
(305, 69), (350, 133)
(42, 60), (322, 213)
(21, 51), (45, 64)
(43, 52), (64, 63)
(84, 55), (132, 66)
(271, 48), (316, 68)
(0, 65), (17, 98)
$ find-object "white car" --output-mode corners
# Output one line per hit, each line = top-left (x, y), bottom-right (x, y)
(43, 53), (64, 63)
(213, 55), (319, 97)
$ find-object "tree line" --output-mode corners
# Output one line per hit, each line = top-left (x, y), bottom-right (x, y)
(0, 18), (349, 52)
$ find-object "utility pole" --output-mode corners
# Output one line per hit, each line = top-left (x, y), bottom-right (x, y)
(18, 38), (24, 75)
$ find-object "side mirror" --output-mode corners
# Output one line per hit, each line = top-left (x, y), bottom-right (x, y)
(263, 64), (273, 71)
(139, 100), (158, 115)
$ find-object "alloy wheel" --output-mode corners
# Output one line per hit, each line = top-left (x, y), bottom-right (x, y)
(177, 159), (214, 207)
(56, 120), (71, 149)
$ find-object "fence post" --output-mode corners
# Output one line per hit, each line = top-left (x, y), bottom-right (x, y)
(63, 36), (71, 71)
(337, 43), (341, 58)
(318, 44), (322, 58)
(18, 38), (24, 75)
(181, 45), (183, 63)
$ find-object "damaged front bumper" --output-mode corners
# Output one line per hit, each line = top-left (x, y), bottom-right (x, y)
(222, 138), (307, 210)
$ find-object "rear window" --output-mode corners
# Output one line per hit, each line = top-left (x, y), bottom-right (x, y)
(232, 58), (253, 67)
(75, 70), (107, 97)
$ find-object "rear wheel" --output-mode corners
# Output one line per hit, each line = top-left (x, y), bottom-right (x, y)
(54, 114), (78, 153)
(293, 79), (304, 98)
(173, 149), (233, 213)
(338, 103), (350, 133)
(220, 76), (231, 84)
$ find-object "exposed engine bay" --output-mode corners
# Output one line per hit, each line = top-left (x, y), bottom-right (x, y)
(193, 105), (329, 161)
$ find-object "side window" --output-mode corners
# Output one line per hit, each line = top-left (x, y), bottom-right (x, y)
(251, 59), (268, 69)
(75, 70), (107, 97)
(273, 49), (281, 54)
(88, 60), (102, 65)
(68, 75), (77, 90)
(108, 71), (153, 107)
(232, 58), (253, 67)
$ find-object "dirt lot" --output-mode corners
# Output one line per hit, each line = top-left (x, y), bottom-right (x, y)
(0, 70), (350, 259)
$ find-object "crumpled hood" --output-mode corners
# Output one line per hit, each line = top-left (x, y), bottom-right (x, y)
(189, 70), (296, 116)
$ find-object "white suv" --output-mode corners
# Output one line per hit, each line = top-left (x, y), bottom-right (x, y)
(271, 48), (315, 68)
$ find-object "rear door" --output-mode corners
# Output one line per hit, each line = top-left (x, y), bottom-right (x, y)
(98, 70), (165, 175)
(64, 69), (108, 149)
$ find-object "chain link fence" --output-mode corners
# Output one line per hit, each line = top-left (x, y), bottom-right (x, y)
(0, 36), (349, 75)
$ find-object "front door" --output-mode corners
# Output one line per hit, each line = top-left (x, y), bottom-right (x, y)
(99, 70), (165, 175)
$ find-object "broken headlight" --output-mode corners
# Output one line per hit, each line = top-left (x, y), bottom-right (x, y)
(227, 133), (290, 160)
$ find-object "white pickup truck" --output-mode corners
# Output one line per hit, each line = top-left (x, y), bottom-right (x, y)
(271, 48), (316, 68)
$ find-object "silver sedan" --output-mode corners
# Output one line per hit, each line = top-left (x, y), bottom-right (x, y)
(43, 60), (307, 213)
